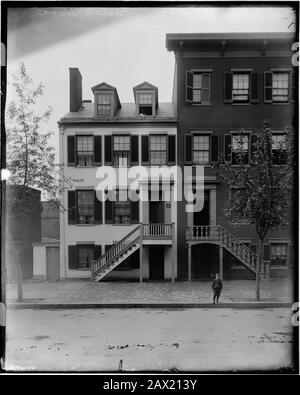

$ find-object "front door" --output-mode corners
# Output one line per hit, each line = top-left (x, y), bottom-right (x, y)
(193, 190), (210, 236)
(46, 246), (60, 280)
(149, 201), (165, 223)
(149, 245), (164, 280)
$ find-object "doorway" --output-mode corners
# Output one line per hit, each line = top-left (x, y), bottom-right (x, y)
(193, 190), (210, 236)
(149, 245), (164, 280)
(46, 246), (60, 280)
(192, 243), (218, 279)
(149, 201), (165, 223)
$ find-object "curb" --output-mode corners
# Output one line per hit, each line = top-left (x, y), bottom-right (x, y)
(6, 302), (292, 309)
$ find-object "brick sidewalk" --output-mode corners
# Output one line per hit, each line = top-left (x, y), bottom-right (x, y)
(6, 278), (294, 304)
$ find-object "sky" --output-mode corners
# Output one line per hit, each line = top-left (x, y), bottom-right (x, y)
(6, 5), (296, 156)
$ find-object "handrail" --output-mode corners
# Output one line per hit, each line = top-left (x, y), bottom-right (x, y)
(185, 225), (266, 274)
(143, 223), (172, 237)
(92, 225), (141, 277)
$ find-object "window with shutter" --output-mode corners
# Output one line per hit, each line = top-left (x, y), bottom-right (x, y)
(186, 71), (211, 104)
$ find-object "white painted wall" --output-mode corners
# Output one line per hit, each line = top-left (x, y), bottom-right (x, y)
(60, 124), (177, 279)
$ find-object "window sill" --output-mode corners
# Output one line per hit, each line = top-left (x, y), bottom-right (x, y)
(231, 103), (251, 106)
(270, 265), (288, 269)
(74, 166), (96, 168)
(191, 103), (212, 106)
(269, 102), (291, 105)
(112, 223), (136, 226)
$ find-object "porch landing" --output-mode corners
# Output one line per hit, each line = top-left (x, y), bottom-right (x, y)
(6, 278), (293, 305)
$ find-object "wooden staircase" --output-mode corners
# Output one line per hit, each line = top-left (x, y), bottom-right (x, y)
(91, 224), (173, 281)
(186, 225), (268, 278)
(91, 225), (141, 282)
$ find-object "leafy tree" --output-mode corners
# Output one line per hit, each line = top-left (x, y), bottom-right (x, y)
(215, 120), (293, 300)
(6, 62), (56, 201)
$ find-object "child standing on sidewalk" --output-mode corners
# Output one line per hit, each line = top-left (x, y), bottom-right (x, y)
(212, 273), (223, 304)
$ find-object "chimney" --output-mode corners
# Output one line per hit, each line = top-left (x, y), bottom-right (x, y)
(69, 68), (82, 112)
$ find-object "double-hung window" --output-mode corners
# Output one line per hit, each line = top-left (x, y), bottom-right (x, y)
(77, 190), (95, 224)
(232, 135), (249, 164)
(150, 135), (167, 165)
(113, 135), (130, 167)
(186, 71), (211, 104)
(270, 243), (288, 266)
(76, 136), (93, 166)
(272, 73), (289, 102)
(138, 93), (153, 115)
(97, 93), (111, 116)
(77, 245), (94, 269)
(114, 190), (131, 224)
(264, 70), (294, 103)
(193, 135), (210, 165)
(272, 134), (287, 164)
(232, 73), (250, 103)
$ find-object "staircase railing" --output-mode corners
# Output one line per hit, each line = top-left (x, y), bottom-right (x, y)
(186, 225), (266, 275)
(91, 225), (141, 279)
(143, 223), (172, 238)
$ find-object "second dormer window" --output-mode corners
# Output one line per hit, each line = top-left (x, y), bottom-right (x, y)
(138, 93), (153, 115)
(97, 93), (111, 116)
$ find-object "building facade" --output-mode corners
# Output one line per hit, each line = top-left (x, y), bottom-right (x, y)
(166, 32), (296, 280)
(58, 32), (295, 282)
(58, 69), (177, 280)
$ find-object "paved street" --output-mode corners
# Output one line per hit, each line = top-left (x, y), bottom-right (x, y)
(5, 307), (294, 372)
(6, 278), (293, 304)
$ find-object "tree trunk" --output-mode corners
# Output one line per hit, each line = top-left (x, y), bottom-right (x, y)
(16, 258), (23, 302)
(256, 239), (263, 301)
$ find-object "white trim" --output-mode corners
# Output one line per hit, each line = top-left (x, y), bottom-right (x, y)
(190, 68), (214, 72)
(230, 68), (253, 72)
(190, 130), (213, 134)
(76, 241), (95, 245)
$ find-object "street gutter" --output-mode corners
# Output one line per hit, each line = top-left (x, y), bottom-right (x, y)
(6, 302), (292, 309)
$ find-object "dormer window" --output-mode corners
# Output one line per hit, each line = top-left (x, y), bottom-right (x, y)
(138, 93), (153, 115)
(92, 83), (121, 118)
(97, 93), (111, 116)
(133, 82), (158, 117)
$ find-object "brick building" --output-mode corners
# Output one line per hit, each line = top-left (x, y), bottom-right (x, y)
(166, 32), (296, 280)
